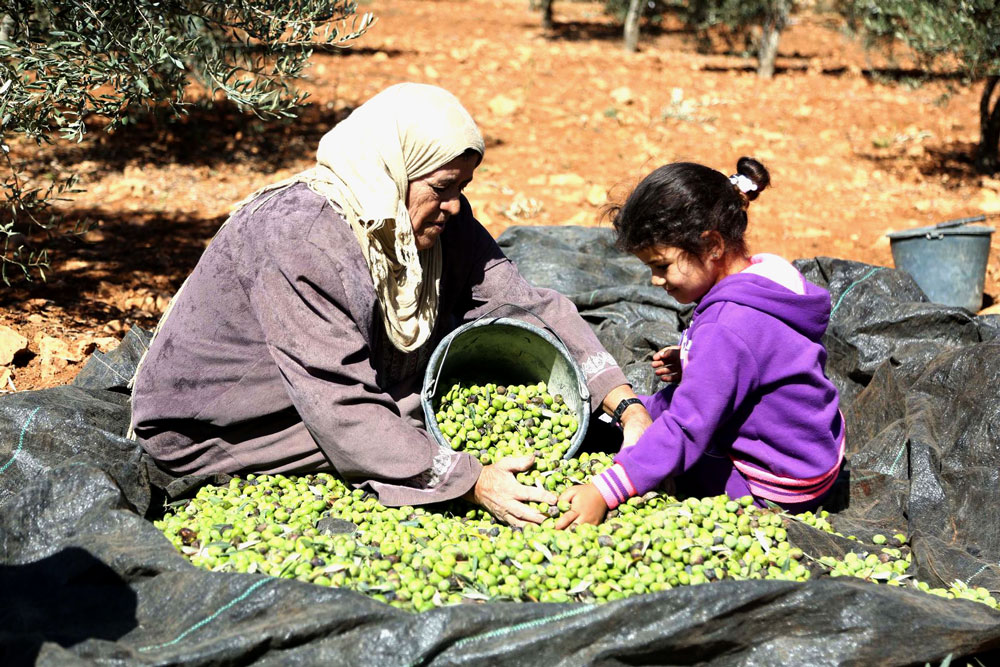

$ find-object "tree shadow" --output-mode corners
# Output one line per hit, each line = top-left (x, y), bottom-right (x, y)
(0, 207), (222, 330)
(916, 142), (982, 183)
(700, 61), (808, 75)
(237, 43), (408, 58)
(313, 46), (408, 58)
(34, 100), (355, 182)
(539, 19), (686, 43)
(0, 547), (138, 664)
(852, 139), (983, 187)
(699, 61), (969, 84)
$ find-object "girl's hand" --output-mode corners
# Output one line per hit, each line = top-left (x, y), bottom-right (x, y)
(651, 345), (682, 383)
(555, 483), (608, 529)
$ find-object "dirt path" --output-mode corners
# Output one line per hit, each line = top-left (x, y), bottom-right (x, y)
(1, 0), (998, 392)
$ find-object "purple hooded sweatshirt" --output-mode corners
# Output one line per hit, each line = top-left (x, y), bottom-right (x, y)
(594, 254), (844, 511)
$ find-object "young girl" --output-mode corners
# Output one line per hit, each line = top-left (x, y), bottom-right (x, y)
(557, 157), (845, 527)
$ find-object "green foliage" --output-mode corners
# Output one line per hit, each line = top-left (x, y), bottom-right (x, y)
(838, 0), (1000, 79)
(602, 0), (682, 25)
(0, 0), (373, 283)
(837, 0), (1000, 174)
(680, 1), (798, 52)
(651, 0), (799, 78)
(681, 0), (788, 33)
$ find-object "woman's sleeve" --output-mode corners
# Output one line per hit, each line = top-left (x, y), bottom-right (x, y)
(247, 236), (481, 507)
(460, 218), (629, 409)
(606, 322), (759, 499)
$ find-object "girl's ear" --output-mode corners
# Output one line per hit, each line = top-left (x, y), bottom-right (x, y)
(700, 230), (725, 261)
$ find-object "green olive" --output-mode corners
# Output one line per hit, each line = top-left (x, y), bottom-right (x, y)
(155, 381), (977, 613)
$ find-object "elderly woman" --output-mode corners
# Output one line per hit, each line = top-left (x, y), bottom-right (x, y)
(131, 83), (651, 526)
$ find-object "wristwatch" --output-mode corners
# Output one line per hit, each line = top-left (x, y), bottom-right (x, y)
(612, 397), (643, 425)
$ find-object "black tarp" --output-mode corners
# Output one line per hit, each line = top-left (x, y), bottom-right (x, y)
(2, 225), (1000, 665)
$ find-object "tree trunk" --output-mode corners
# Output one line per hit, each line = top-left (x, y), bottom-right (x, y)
(756, 1), (790, 79)
(540, 0), (554, 30)
(623, 0), (644, 53)
(975, 76), (1000, 175)
(0, 15), (14, 42)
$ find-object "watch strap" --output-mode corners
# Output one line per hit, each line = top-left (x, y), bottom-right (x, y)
(612, 397), (643, 425)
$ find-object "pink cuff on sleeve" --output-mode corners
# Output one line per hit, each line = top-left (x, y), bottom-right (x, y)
(593, 464), (637, 510)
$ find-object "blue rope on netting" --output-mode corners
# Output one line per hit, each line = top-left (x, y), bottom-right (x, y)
(830, 267), (884, 318)
(888, 443), (908, 476)
(0, 405), (41, 476)
(417, 603), (596, 665)
(137, 578), (270, 652)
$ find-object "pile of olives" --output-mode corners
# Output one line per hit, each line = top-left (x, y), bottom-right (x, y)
(433, 382), (578, 464)
(153, 379), (998, 612)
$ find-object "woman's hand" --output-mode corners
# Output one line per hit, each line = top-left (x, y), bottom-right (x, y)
(554, 483), (608, 529)
(651, 345), (682, 383)
(620, 412), (651, 449)
(468, 454), (558, 527)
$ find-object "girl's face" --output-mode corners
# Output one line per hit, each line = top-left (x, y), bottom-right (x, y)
(635, 244), (719, 304)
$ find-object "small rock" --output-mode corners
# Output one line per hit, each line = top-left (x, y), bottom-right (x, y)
(0, 366), (11, 391)
(38, 335), (75, 378)
(76, 336), (117, 359)
(586, 184), (607, 207)
(610, 86), (633, 105)
(979, 188), (1000, 213)
(103, 319), (125, 334)
(488, 94), (521, 116)
(0, 325), (28, 366)
(475, 208), (495, 227)
(562, 211), (593, 226)
(92, 336), (120, 351)
(798, 227), (832, 239)
(62, 259), (89, 271)
(549, 173), (586, 187)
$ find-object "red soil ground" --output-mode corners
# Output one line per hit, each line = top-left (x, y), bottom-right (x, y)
(2, 0), (998, 392)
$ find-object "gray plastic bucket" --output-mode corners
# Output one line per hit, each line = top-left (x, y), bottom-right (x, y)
(422, 314), (591, 460)
(887, 223), (994, 312)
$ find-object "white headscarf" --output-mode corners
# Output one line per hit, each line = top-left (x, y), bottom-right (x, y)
(245, 83), (485, 352)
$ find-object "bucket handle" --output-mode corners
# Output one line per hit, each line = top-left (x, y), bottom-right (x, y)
(424, 302), (590, 401)
(926, 213), (1000, 239)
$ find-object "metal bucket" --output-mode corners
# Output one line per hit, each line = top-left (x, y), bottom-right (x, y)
(887, 220), (994, 312)
(421, 312), (591, 460)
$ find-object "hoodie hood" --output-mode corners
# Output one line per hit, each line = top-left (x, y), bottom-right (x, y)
(695, 271), (831, 342)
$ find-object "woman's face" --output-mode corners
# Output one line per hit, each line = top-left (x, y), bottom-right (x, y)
(406, 152), (479, 251)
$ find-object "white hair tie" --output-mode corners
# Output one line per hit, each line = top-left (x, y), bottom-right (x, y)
(729, 174), (757, 194)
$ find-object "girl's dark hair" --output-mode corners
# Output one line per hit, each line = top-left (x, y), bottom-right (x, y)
(610, 156), (770, 258)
